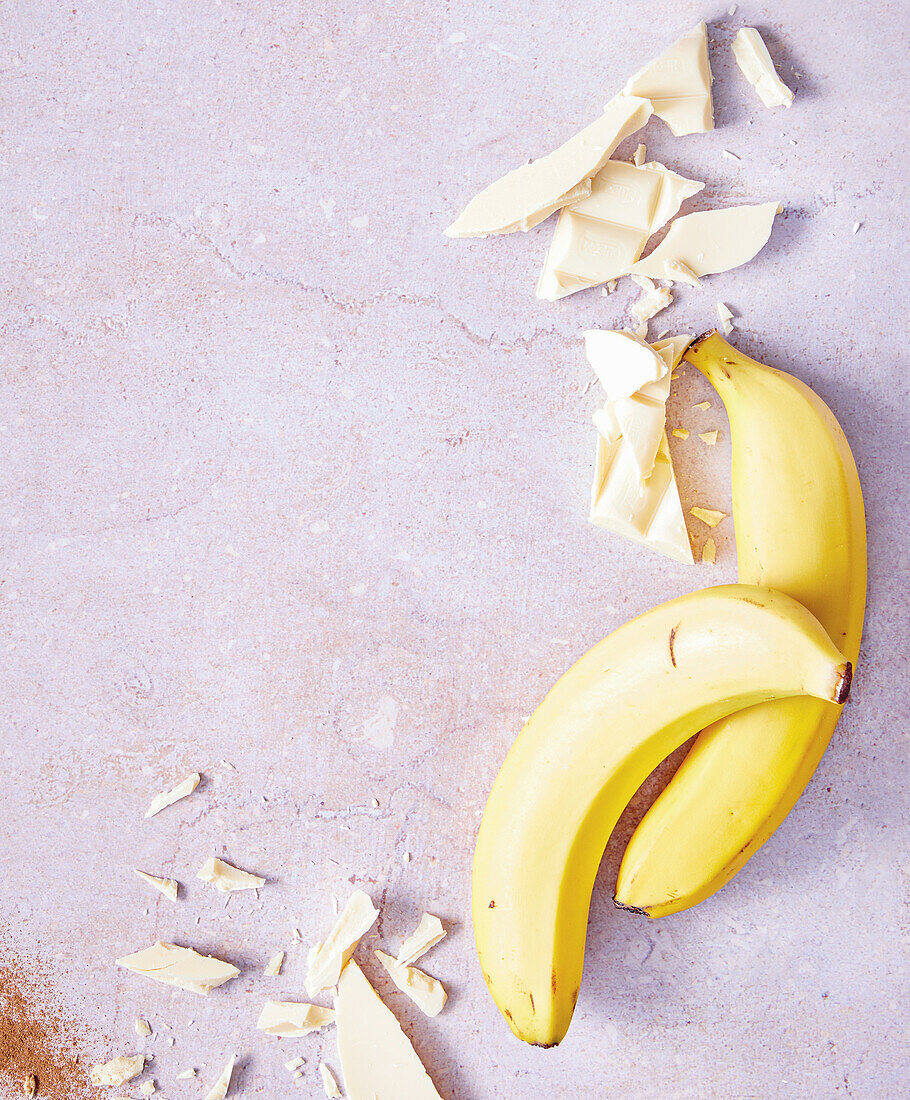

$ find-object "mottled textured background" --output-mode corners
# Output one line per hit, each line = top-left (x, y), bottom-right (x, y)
(1, 1), (908, 1097)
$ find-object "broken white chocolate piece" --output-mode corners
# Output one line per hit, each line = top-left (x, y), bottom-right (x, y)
(144, 772), (200, 819)
(375, 951), (447, 1018)
(256, 1000), (335, 1037)
(204, 1055), (236, 1100)
(716, 301), (735, 334)
(319, 1063), (342, 1098)
(672, 428), (690, 439)
(264, 951), (285, 977)
(662, 258), (701, 287)
(632, 143), (646, 166)
(702, 538), (717, 564)
(138, 1081), (156, 1097)
(629, 281), (673, 326)
(622, 22), (714, 136)
(134, 1018), (152, 1038)
(117, 942), (239, 996)
(690, 506), (727, 527)
(196, 857), (265, 892)
(732, 28), (794, 109)
(584, 330), (668, 401)
(134, 870), (178, 903)
(537, 159), (704, 299)
(90, 1055), (145, 1088)
(305, 890), (378, 996)
(445, 94), (652, 237)
(177, 1069), (196, 1080)
(588, 334), (694, 564)
(397, 913), (446, 967)
(631, 202), (782, 282)
(699, 430), (719, 445)
(591, 431), (693, 563)
(334, 960), (443, 1100)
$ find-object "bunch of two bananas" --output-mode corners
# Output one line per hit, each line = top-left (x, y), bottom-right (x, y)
(473, 334), (866, 1046)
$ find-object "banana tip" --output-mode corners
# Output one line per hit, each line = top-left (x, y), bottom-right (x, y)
(834, 661), (853, 705)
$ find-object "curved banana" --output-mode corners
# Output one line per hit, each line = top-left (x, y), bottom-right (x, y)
(615, 333), (866, 918)
(472, 584), (851, 1046)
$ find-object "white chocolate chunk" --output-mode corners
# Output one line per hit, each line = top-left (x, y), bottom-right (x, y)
(196, 857), (265, 892)
(117, 942), (239, 996)
(690, 506), (727, 528)
(205, 1055), (236, 1100)
(732, 28), (794, 109)
(445, 94), (652, 237)
(138, 1082), (156, 1096)
(716, 302), (735, 334)
(537, 160), (704, 300)
(375, 951), (447, 1018)
(588, 334), (694, 564)
(334, 960), (443, 1100)
(591, 431), (693, 563)
(584, 330), (668, 401)
(285, 1058), (305, 1073)
(630, 283), (673, 326)
(622, 22), (714, 136)
(632, 143), (646, 166)
(134, 1018), (152, 1038)
(305, 890), (378, 996)
(264, 951), (285, 977)
(256, 1000), (335, 1037)
(134, 869), (178, 902)
(630, 202), (782, 281)
(144, 772), (200, 818)
(90, 1055), (145, 1087)
(319, 1063), (342, 1098)
(396, 913), (446, 967)
(177, 1069), (196, 1079)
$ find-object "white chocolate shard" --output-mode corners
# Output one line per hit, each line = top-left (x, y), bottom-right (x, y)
(584, 330), (668, 401)
(196, 857), (265, 892)
(204, 1055), (236, 1100)
(717, 301), (735, 334)
(334, 960), (443, 1099)
(90, 1055), (145, 1087)
(256, 1000), (335, 1037)
(588, 334), (694, 564)
(732, 28), (794, 109)
(375, 951), (447, 1018)
(537, 160), (704, 300)
(144, 772), (200, 818)
(630, 202), (782, 281)
(319, 1063), (342, 1098)
(396, 913), (446, 967)
(305, 889), (378, 996)
(629, 282), (673, 326)
(134, 870), (178, 902)
(445, 94), (652, 237)
(622, 23), (714, 136)
(117, 942), (239, 996)
(264, 951), (285, 977)
(591, 431), (693, 563)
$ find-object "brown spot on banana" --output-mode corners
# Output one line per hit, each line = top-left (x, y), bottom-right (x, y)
(669, 624), (680, 668)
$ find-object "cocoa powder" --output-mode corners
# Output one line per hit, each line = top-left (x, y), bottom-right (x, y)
(0, 947), (102, 1100)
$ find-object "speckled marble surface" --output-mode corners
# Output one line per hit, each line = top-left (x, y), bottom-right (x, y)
(1, 2), (908, 1098)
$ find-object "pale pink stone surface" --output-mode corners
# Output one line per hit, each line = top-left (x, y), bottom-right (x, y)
(1, 2), (907, 1098)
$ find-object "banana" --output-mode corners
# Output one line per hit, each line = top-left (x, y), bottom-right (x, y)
(615, 333), (866, 918)
(472, 584), (851, 1046)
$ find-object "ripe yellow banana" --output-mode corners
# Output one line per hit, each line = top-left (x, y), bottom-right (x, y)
(615, 333), (866, 918)
(472, 584), (851, 1046)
